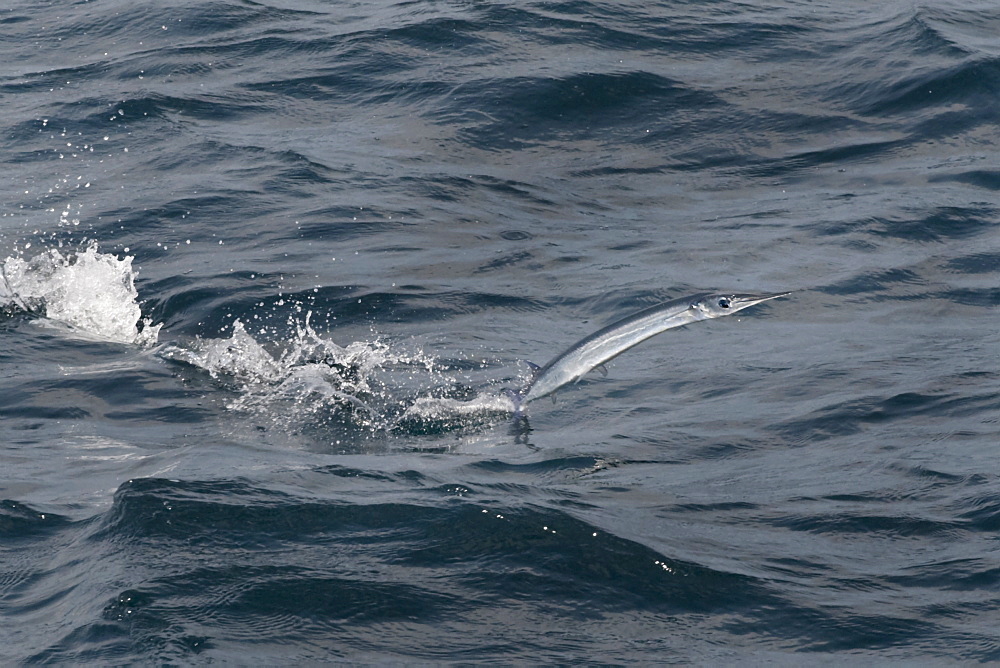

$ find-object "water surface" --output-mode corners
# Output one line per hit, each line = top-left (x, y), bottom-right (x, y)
(2, 0), (998, 662)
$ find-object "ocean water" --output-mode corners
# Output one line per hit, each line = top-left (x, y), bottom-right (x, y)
(2, 0), (998, 663)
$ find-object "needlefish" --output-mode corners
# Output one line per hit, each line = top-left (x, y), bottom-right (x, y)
(508, 291), (789, 414)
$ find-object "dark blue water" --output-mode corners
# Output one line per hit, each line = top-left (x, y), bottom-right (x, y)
(2, 0), (999, 662)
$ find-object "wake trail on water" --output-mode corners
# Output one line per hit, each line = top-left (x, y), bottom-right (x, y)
(162, 317), (516, 435)
(0, 244), (517, 437)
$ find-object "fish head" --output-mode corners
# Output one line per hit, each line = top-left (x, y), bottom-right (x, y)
(692, 291), (790, 319)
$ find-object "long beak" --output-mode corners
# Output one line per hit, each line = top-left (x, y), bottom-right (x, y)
(732, 291), (791, 312)
(755, 291), (792, 303)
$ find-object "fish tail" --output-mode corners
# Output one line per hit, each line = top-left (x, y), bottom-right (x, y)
(503, 387), (525, 417)
(504, 361), (541, 418)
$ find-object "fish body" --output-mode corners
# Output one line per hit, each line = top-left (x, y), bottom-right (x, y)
(515, 291), (788, 411)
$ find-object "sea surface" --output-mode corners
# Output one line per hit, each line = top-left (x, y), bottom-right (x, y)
(2, 0), (998, 663)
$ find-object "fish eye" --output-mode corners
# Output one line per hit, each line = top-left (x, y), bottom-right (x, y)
(717, 297), (731, 309)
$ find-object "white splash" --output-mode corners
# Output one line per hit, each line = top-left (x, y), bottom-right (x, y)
(162, 315), (520, 436)
(1, 244), (160, 346)
(163, 316), (429, 430)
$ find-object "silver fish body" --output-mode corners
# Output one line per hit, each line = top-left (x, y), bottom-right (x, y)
(520, 291), (788, 406)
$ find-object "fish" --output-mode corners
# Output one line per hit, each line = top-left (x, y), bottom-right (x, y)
(508, 291), (789, 414)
